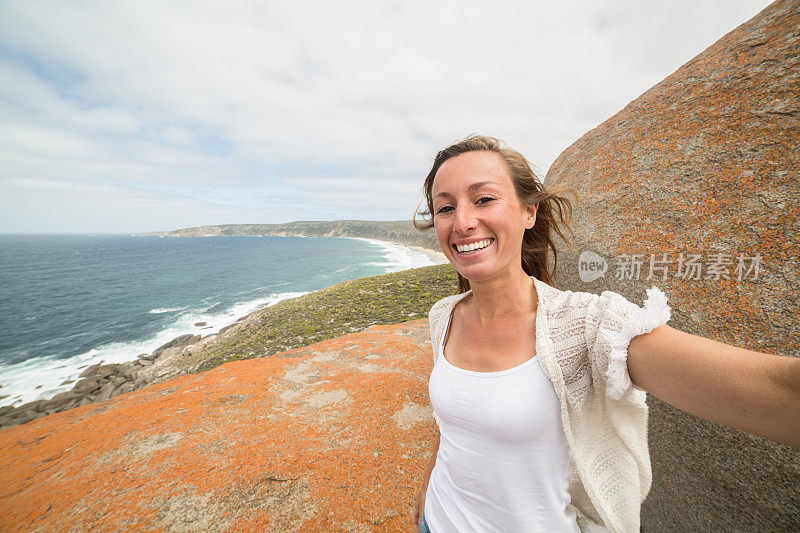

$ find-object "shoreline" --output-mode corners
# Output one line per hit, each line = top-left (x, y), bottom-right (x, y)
(170, 239), (447, 369)
(145, 240), (448, 377)
(0, 237), (450, 426)
(408, 244), (447, 263)
(167, 239), (447, 370)
(347, 237), (447, 269)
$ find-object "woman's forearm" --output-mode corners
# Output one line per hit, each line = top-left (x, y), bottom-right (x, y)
(420, 432), (440, 492)
(629, 325), (800, 448)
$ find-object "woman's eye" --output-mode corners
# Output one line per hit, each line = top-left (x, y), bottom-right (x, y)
(476, 196), (494, 204)
(435, 205), (454, 214)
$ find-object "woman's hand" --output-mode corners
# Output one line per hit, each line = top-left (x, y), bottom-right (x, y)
(411, 431), (440, 531)
(411, 486), (426, 531)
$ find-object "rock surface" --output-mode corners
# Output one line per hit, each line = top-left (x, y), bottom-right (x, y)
(0, 320), (436, 531)
(545, 0), (800, 530)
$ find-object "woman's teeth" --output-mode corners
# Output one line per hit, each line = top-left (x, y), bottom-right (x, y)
(455, 239), (493, 254)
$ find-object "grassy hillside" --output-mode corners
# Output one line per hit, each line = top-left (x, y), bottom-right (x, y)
(188, 263), (458, 373)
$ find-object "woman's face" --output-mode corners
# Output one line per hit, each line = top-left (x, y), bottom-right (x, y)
(431, 150), (537, 284)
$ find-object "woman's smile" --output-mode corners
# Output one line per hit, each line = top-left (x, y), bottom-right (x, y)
(453, 238), (494, 256)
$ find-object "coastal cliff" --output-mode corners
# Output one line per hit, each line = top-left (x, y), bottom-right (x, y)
(141, 220), (440, 251)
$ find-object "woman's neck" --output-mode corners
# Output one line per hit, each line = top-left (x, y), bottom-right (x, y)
(466, 268), (538, 325)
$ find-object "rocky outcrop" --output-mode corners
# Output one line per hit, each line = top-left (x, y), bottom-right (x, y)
(151, 334), (201, 359)
(545, 0), (800, 530)
(141, 220), (441, 250)
(0, 334), (205, 429)
(0, 320), (436, 531)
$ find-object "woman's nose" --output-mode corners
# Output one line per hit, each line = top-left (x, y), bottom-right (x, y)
(453, 205), (477, 234)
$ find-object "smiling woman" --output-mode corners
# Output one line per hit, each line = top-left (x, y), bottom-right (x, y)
(409, 135), (800, 533)
(430, 152), (540, 288)
(415, 135), (576, 293)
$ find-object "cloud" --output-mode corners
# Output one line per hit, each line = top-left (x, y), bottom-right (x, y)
(0, 177), (306, 233)
(0, 0), (773, 232)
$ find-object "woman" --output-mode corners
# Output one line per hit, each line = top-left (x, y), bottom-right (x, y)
(410, 135), (800, 532)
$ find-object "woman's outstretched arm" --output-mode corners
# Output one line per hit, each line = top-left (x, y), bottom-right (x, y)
(627, 324), (800, 448)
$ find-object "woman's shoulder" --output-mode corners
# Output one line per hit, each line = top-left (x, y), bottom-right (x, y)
(532, 277), (601, 312)
(428, 292), (469, 324)
(427, 292), (470, 359)
(542, 284), (651, 329)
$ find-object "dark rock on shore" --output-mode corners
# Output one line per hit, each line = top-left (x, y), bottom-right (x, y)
(152, 334), (201, 358)
(0, 262), (456, 431)
(0, 333), (202, 430)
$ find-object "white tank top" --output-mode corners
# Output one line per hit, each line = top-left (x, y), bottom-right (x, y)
(425, 313), (580, 532)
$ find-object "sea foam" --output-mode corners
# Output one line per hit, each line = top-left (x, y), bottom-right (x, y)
(0, 291), (307, 409)
(352, 238), (445, 272)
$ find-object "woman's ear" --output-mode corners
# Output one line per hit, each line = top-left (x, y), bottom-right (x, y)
(524, 202), (538, 229)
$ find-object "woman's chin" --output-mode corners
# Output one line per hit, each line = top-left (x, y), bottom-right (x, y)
(454, 264), (497, 284)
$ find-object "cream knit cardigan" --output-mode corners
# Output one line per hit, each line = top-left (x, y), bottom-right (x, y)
(427, 276), (672, 533)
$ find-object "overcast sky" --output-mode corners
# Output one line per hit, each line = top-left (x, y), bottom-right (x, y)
(0, 0), (773, 234)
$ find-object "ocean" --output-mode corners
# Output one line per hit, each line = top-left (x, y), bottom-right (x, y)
(0, 234), (442, 409)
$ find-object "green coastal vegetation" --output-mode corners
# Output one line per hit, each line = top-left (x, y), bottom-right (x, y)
(188, 262), (458, 373)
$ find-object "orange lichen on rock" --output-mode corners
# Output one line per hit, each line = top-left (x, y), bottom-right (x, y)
(545, 0), (799, 357)
(0, 320), (437, 532)
(543, 1), (800, 529)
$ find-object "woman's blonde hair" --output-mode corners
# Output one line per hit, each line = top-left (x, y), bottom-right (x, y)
(414, 135), (576, 292)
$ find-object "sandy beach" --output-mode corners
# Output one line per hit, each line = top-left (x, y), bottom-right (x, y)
(409, 245), (447, 263)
